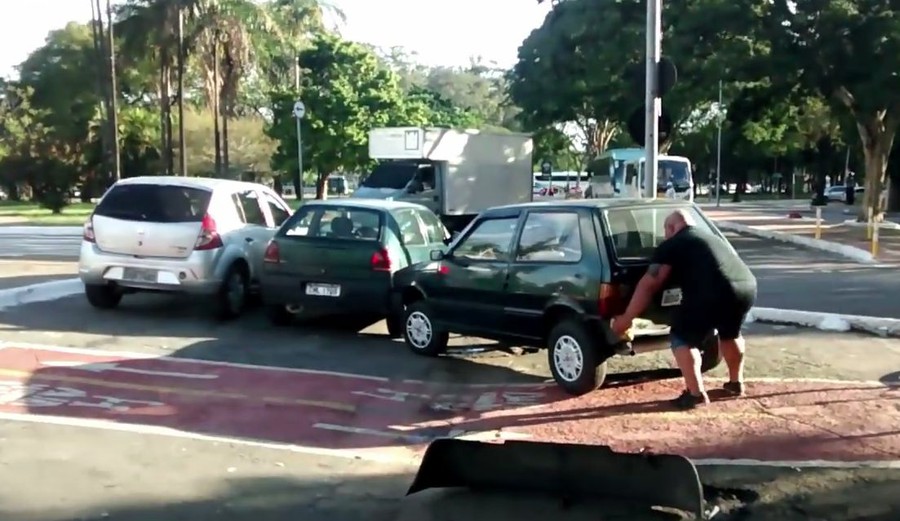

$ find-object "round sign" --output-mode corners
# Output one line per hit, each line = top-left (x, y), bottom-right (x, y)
(541, 161), (552, 175)
(293, 100), (306, 119)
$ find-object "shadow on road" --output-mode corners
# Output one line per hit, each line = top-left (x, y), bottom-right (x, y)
(6, 466), (899, 521)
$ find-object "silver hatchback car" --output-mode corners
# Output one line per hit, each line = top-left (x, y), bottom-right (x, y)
(79, 176), (293, 318)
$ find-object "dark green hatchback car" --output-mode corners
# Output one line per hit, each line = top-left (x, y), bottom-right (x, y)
(392, 198), (729, 395)
(261, 199), (449, 330)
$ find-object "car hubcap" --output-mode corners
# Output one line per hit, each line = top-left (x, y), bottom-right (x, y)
(406, 311), (432, 349)
(228, 273), (245, 311)
(553, 335), (584, 382)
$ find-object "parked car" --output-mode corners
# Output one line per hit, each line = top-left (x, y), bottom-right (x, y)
(78, 176), (293, 318)
(260, 199), (450, 332)
(821, 184), (864, 203)
(391, 198), (727, 395)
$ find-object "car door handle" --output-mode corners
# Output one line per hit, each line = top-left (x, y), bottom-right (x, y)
(245, 237), (254, 243)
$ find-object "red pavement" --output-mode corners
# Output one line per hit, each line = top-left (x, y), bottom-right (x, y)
(0, 345), (897, 463)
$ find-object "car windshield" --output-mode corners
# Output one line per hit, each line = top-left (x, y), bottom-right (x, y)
(279, 205), (382, 240)
(603, 205), (715, 260)
(94, 183), (211, 223)
(360, 161), (418, 190)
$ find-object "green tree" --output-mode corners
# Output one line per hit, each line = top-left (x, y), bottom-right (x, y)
(265, 34), (406, 198)
(401, 87), (483, 128)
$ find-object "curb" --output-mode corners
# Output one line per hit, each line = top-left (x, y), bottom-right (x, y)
(842, 219), (900, 230)
(748, 306), (900, 337)
(0, 278), (82, 311)
(715, 220), (876, 263)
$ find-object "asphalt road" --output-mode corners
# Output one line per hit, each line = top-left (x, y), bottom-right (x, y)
(0, 294), (898, 521)
(725, 231), (900, 317)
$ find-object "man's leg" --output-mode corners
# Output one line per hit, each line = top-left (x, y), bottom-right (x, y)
(670, 333), (710, 409)
(716, 300), (750, 396)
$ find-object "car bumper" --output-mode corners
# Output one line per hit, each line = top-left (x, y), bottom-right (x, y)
(78, 241), (222, 295)
(261, 273), (393, 315)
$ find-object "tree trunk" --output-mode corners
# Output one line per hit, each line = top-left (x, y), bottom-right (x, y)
(212, 37), (222, 177)
(164, 63), (174, 176)
(316, 172), (330, 200)
(222, 91), (230, 177)
(856, 115), (896, 221)
(159, 60), (172, 175)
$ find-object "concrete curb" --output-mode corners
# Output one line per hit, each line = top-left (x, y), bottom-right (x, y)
(0, 226), (82, 236)
(715, 220), (876, 264)
(748, 306), (900, 337)
(842, 219), (900, 230)
(0, 278), (82, 311)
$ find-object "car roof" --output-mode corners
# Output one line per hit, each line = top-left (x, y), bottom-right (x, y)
(481, 198), (696, 218)
(114, 176), (269, 193)
(296, 198), (430, 212)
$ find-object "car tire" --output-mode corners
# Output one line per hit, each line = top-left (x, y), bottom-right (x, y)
(403, 301), (449, 356)
(700, 333), (723, 372)
(267, 304), (293, 326)
(547, 319), (608, 396)
(216, 264), (249, 320)
(84, 283), (122, 310)
(386, 314), (404, 339)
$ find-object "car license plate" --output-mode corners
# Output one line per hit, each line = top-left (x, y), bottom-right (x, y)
(123, 268), (157, 283)
(306, 283), (341, 297)
(661, 288), (682, 307)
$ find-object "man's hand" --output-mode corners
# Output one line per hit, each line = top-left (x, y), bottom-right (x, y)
(611, 315), (633, 337)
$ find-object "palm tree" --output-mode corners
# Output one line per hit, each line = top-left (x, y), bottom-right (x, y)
(116, 0), (203, 175)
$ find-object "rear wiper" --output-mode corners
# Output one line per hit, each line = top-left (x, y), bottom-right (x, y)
(99, 210), (148, 220)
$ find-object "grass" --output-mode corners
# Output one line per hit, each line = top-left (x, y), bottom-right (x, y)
(0, 201), (95, 226)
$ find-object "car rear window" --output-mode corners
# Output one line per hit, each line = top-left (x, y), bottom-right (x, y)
(94, 184), (212, 223)
(603, 206), (715, 260)
(279, 205), (382, 240)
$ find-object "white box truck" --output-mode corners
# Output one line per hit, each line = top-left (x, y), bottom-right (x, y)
(351, 127), (534, 232)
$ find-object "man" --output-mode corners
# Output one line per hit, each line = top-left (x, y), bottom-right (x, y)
(612, 209), (757, 410)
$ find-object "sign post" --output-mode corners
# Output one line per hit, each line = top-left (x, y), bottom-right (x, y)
(643, 0), (662, 199)
(293, 100), (306, 200)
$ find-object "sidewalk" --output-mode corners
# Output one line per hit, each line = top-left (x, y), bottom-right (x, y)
(706, 209), (900, 264)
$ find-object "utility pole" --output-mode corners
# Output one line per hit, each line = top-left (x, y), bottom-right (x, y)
(89, 0), (110, 185)
(177, 7), (187, 176)
(715, 79), (723, 207)
(105, 0), (121, 181)
(643, 0), (662, 199)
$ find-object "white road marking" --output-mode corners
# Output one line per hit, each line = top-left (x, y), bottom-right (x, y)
(313, 423), (431, 443)
(41, 360), (219, 380)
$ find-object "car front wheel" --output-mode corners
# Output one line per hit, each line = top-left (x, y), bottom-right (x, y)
(547, 319), (608, 396)
(403, 301), (449, 356)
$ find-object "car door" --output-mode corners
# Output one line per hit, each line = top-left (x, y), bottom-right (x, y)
(505, 210), (588, 340)
(415, 208), (451, 257)
(429, 213), (520, 334)
(390, 208), (432, 267)
(232, 190), (271, 279)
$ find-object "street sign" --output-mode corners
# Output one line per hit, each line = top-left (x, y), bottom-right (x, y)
(627, 106), (673, 147)
(293, 100), (306, 119)
(624, 57), (678, 96)
(541, 161), (552, 175)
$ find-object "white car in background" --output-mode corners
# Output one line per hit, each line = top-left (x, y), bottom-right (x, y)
(78, 176), (293, 319)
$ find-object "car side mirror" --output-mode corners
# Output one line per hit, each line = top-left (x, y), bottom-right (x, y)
(429, 249), (445, 261)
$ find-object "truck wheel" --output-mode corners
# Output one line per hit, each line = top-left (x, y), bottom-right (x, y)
(700, 333), (723, 372)
(403, 301), (449, 356)
(85, 283), (122, 310)
(547, 319), (608, 396)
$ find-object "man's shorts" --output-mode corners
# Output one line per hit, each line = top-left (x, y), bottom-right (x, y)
(669, 296), (752, 349)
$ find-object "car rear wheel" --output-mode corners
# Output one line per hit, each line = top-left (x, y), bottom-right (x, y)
(84, 283), (122, 310)
(403, 301), (449, 356)
(216, 264), (248, 320)
(547, 319), (608, 396)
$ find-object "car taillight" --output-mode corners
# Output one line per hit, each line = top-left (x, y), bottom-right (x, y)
(194, 214), (223, 250)
(263, 240), (281, 264)
(371, 248), (391, 272)
(82, 218), (95, 243)
(598, 283), (623, 317)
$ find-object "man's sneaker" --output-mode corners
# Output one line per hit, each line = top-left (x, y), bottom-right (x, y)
(722, 381), (745, 397)
(672, 390), (710, 410)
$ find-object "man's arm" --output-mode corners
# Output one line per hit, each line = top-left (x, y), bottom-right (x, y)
(620, 263), (672, 320)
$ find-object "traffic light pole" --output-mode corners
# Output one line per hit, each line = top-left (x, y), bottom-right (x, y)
(643, 0), (662, 199)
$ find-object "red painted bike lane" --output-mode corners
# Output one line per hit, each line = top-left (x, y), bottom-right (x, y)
(0, 345), (897, 462)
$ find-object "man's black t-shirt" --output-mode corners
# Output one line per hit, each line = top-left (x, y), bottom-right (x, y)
(650, 226), (757, 311)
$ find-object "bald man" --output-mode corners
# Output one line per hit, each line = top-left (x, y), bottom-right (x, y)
(612, 209), (757, 409)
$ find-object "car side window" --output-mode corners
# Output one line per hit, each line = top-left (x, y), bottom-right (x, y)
(417, 209), (447, 243)
(235, 191), (267, 226)
(515, 212), (582, 263)
(280, 206), (317, 236)
(392, 209), (426, 246)
(263, 193), (291, 227)
(452, 217), (519, 261)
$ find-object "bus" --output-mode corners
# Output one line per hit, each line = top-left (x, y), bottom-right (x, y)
(587, 147), (694, 201)
(533, 171), (591, 198)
